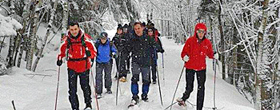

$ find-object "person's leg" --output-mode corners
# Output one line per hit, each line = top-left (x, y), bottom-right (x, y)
(67, 69), (79, 109)
(95, 63), (104, 95)
(79, 69), (92, 107)
(126, 54), (131, 73)
(140, 66), (151, 101)
(120, 54), (127, 78)
(104, 62), (112, 92)
(151, 58), (157, 82)
(182, 69), (195, 101)
(131, 62), (140, 100)
(196, 69), (206, 110)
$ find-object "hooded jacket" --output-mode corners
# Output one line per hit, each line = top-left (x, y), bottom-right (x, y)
(58, 30), (97, 73)
(181, 23), (214, 71)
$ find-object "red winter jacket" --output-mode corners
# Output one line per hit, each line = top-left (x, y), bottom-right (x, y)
(58, 30), (97, 73)
(181, 23), (214, 71)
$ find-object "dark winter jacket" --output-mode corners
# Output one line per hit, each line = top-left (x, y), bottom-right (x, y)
(112, 33), (130, 53)
(128, 32), (157, 67)
(181, 23), (214, 71)
(148, 35), (164, 60)
(95, 39), (117, 63)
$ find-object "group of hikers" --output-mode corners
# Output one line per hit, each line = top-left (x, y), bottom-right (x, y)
(56, 20), (217, 110)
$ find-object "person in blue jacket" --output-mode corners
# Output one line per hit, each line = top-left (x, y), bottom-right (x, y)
(95, 32), (117, 98)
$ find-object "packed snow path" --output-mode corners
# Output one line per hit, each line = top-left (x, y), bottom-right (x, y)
(0, 37), (255, 110)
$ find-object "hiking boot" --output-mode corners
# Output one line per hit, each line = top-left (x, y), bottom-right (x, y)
(106, 88), (112, 94)
(176, 98), (186, 106)
(141, 94), (148, 101)
(132, 95), (139, 104)
(152, 80), (156, 84)
(84, 103), (92, 110)
(96, 94), (102, 99)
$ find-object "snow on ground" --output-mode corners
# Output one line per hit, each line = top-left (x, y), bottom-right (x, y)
(0, 36), (255, 110)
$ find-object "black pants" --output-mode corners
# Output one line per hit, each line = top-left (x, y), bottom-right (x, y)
(115, 53), (128, 78)
(68, 69), (91, 110)
(151, 57), (157, 81)
(182, 69), (206, 110)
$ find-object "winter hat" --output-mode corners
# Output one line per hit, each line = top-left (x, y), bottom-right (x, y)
(123, 24), (128, 28)
(99, 32), (108, 39)
(117, 24), (123, 30)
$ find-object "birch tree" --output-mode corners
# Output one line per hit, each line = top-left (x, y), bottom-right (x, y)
(32, 0), (58, 72)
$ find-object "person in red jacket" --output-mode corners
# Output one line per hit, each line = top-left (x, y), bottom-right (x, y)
(57, 22), (96, 110)
(177, 23), (217, 110)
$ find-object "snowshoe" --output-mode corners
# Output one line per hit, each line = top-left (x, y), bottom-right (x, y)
(120, 77), (127, 82)
(96, 94), (102, 99)
(176, 98), (186, 106)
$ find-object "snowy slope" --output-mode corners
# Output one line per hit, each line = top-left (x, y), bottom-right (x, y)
(0, 36), (255, 110)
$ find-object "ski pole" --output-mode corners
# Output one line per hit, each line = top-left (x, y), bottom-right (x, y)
(162, 53), (165, 81)
(90, 66), (100, 110)
(12, 100), (16, 110)
(54, 66), (60, 110)
(170, 65), (185, 110)
(156, 66), (163, 106)
(212, 59), (217, 110)
(116, 52), (121, 105)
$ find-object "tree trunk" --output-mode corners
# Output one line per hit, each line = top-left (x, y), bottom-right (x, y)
(0, 36), (6, 53)
(17, 35), (24, 68)
(255, 0), (269, 109)
(32, 0), (58, 72)
(218, 0), (225, 80)
(6, 35), (15, 68)
(26, 0), (40, 70)
(61, 0), (69, 39)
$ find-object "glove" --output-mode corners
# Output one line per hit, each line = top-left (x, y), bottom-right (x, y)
(214, 53), (218, 59)
(112, 52), (117, 58)
(160, 49), (165, 53)
(91, 58), (94, 62)
(182, 55), (189, 62)
(57, 60), (62, 66)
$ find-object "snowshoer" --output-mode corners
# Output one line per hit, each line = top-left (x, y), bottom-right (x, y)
(147, 27), (164, 84)
(57, 22), (96, 110)
(177, 23), (217, 110)
(95, 32), (117, 98)
(112, 24), (130, 82)
(128, 22), (158, 105)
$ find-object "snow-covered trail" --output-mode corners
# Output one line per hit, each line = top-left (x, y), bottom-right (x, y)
(0, 37), (255, 110)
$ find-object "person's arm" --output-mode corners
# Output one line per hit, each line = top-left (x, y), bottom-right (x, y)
(156, 38), (164, 53)
(181, 38), (190, 59)
(207, 40), (214, 59)
(57, 37), (67, 60)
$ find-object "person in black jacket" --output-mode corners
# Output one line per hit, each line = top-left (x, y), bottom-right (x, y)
(123, 24), (132, 74)
(128, 22), (158, 104)
(112, 24), (130, 82)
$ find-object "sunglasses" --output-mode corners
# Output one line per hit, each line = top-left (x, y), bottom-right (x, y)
(197, 30), (205, 34)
